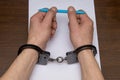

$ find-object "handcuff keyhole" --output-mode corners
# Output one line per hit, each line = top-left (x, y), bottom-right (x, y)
(44, 57), (46, 59)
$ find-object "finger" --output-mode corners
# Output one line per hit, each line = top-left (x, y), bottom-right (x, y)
(51, 29), (56, 37)
(77, 14), (80, 19)
(52, 21), (57, 30)
(51, 18), (57, 37)
(51, 16), (57, 38)
(53, 15), (56, 22)
(52, 16), (57, 30)
(78, 10), (92, 23)
(68, 22), (70, 27)
(77, 19), (81, 24)
(68, 6), (78, 26)
(30, 12), (46, 22)
(76, 14), (81, 24)
(43, 7), (57, 27)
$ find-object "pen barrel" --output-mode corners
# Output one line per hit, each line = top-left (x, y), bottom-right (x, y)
(39, 8), (85, 14)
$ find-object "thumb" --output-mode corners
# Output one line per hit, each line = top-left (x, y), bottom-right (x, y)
(43, 7), (57, 27)
(68, 6), (78, 29)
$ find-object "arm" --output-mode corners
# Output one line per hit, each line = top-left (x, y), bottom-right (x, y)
(68, 6), (104, 80)
(78, 50), (104, 80)
(1, 7), (57, 80)
(1, 49), (38, 80)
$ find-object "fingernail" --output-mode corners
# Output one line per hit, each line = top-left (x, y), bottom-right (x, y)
(69, 6), (74, 11)
(51, 7), (57, 12)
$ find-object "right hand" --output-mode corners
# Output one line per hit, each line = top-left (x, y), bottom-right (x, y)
(68, 6), (94, 49)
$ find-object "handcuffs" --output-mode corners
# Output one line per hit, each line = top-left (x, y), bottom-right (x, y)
(18, 44), (97, 65)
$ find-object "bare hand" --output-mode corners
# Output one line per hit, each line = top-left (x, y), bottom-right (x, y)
(68, 6), (93, 49)
(27, 7), (57, 50)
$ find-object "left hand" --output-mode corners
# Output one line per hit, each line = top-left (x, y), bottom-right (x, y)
(27, 7), (57, 50)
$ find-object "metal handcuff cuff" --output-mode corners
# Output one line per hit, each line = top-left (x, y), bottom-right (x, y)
(18, 44), (97, 65)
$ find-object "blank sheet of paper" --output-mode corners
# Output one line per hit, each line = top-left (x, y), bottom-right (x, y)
(29, 0), (101, 80)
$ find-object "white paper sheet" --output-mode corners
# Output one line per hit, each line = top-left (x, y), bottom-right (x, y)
(29, 0), (101, 80)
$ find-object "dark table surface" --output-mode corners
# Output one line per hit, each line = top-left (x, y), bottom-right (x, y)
(0, 0), (120, 79)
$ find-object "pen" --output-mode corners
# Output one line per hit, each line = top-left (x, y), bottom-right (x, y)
(39, 8), (85, 14)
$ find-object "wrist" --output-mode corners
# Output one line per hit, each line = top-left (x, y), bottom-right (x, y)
(78, 50), (93, 61)
(22, 48), (39, 59)
(78, 49), (95, 62)
(27, 40), (46, 50)
(74, 44), (97, 61)
(78, 49), (94, 57)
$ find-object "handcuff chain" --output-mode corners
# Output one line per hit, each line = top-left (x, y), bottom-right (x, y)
(48, 56), (67, 63)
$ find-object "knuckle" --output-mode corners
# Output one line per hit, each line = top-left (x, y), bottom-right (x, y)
(89, 20), (93, 25)
(86, 19), (93, 26)
(30, 16), (38, 22)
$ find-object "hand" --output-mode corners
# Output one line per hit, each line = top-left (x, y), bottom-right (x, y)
(27, 7), (57, 50)
(68, 6), (93, 49)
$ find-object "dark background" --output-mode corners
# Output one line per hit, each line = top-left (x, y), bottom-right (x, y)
(0, 0), (120, 79)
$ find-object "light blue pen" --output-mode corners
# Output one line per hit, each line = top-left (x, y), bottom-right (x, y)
(39, 8), (85, 14)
